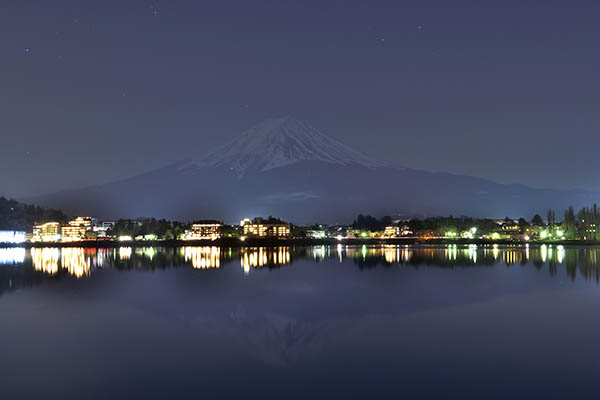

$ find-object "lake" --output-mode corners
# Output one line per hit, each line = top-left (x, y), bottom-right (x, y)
(1, 244), (600, 399)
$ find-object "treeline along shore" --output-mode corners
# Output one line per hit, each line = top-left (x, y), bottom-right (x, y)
(4, 196), (600, 246)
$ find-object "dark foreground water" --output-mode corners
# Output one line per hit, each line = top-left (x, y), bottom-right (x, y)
(1, 244), (600, 399)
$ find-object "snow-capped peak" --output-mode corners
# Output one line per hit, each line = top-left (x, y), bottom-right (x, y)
(190, 116), (387, 176)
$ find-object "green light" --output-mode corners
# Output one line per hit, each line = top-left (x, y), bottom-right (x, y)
(555, 230), (564, 237)
(540, 230), (548, 239)
(360, 232), (368, 238)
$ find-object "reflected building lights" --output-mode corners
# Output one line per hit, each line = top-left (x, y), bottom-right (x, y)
(119, 247), (132, 260)
(184, 247), (221, 269)
(503, 249), (520, 265)
(541, 244), (548, 263)
(383, 245), (399, 263)
(61, 248), (91, 278)
(31, 248), (92, 278)
(0, 248), (26, 264)
(402, 246), (411, 263)
(31, 248), (60, 275)
(135, 247), (156, 260)
(468, 244), (477, 263)
(18, 244), (600, 287)
(240, 247), (290, 274)
(313, 245), (326, 261)
(446, 244), (457, 261)
(557, 245), (565, 263)
(492, 244), (499, 260)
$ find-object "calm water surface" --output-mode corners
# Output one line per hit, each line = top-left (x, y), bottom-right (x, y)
(1, 244), (600, 399)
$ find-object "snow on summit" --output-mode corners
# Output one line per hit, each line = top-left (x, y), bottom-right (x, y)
(191, 116), (386, 176)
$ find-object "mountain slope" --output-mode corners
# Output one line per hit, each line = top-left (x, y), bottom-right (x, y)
(186, 116), (387, 176)
(26, 117), (599, 223)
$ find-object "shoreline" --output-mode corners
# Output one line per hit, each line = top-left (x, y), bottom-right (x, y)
(4, 238), (600, 248)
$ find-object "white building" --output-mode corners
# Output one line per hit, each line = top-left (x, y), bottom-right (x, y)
(0, 231), (26, 244)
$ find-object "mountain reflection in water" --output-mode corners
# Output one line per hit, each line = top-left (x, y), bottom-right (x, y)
(1, 244), (600, 295)
(4, 244), (600, 399)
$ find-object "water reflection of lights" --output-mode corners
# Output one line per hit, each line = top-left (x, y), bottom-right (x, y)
(96, 248), (111, 268)
(240, 247), (290, 275)
(446, 244), (458, 261)
(313, 245), (327, 261)
(402, 247), (411, 263)
(468, 244), (477, 263)
(61, 248), (91, 278)
(119, 247), (132, 260)
(541, 244), (548, 263)
(135, 247), (157, 260)
(383, 245), (399, 263)
(557, 245), (565, 263)
(31, 248), (60, 275)
(0, 248), (26, 264)
(184, 247), (220, 269)
(503, 249), (521, 265)
(492, 244), (499, 260)
(21, 244), (593, 283)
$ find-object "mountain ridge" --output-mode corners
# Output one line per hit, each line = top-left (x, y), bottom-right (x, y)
(185, 116), (389, 177)
(23, 116), (600, 223)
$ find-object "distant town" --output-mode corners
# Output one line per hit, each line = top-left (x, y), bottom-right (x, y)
(1, 196), (600, 245)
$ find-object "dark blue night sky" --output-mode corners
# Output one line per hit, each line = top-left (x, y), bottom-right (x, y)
(2, 0), (599, 197)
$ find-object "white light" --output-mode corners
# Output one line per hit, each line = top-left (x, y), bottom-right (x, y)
(118, 235), (133, 242)
(0, 248), (26, 264)
(0, 231), (26, 244)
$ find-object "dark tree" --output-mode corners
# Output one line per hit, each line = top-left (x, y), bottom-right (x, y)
(531, 214), (544, 226)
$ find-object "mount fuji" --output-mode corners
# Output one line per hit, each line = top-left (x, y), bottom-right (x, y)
(29, 116), (598, 223)
(187, 116), (387, 176)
